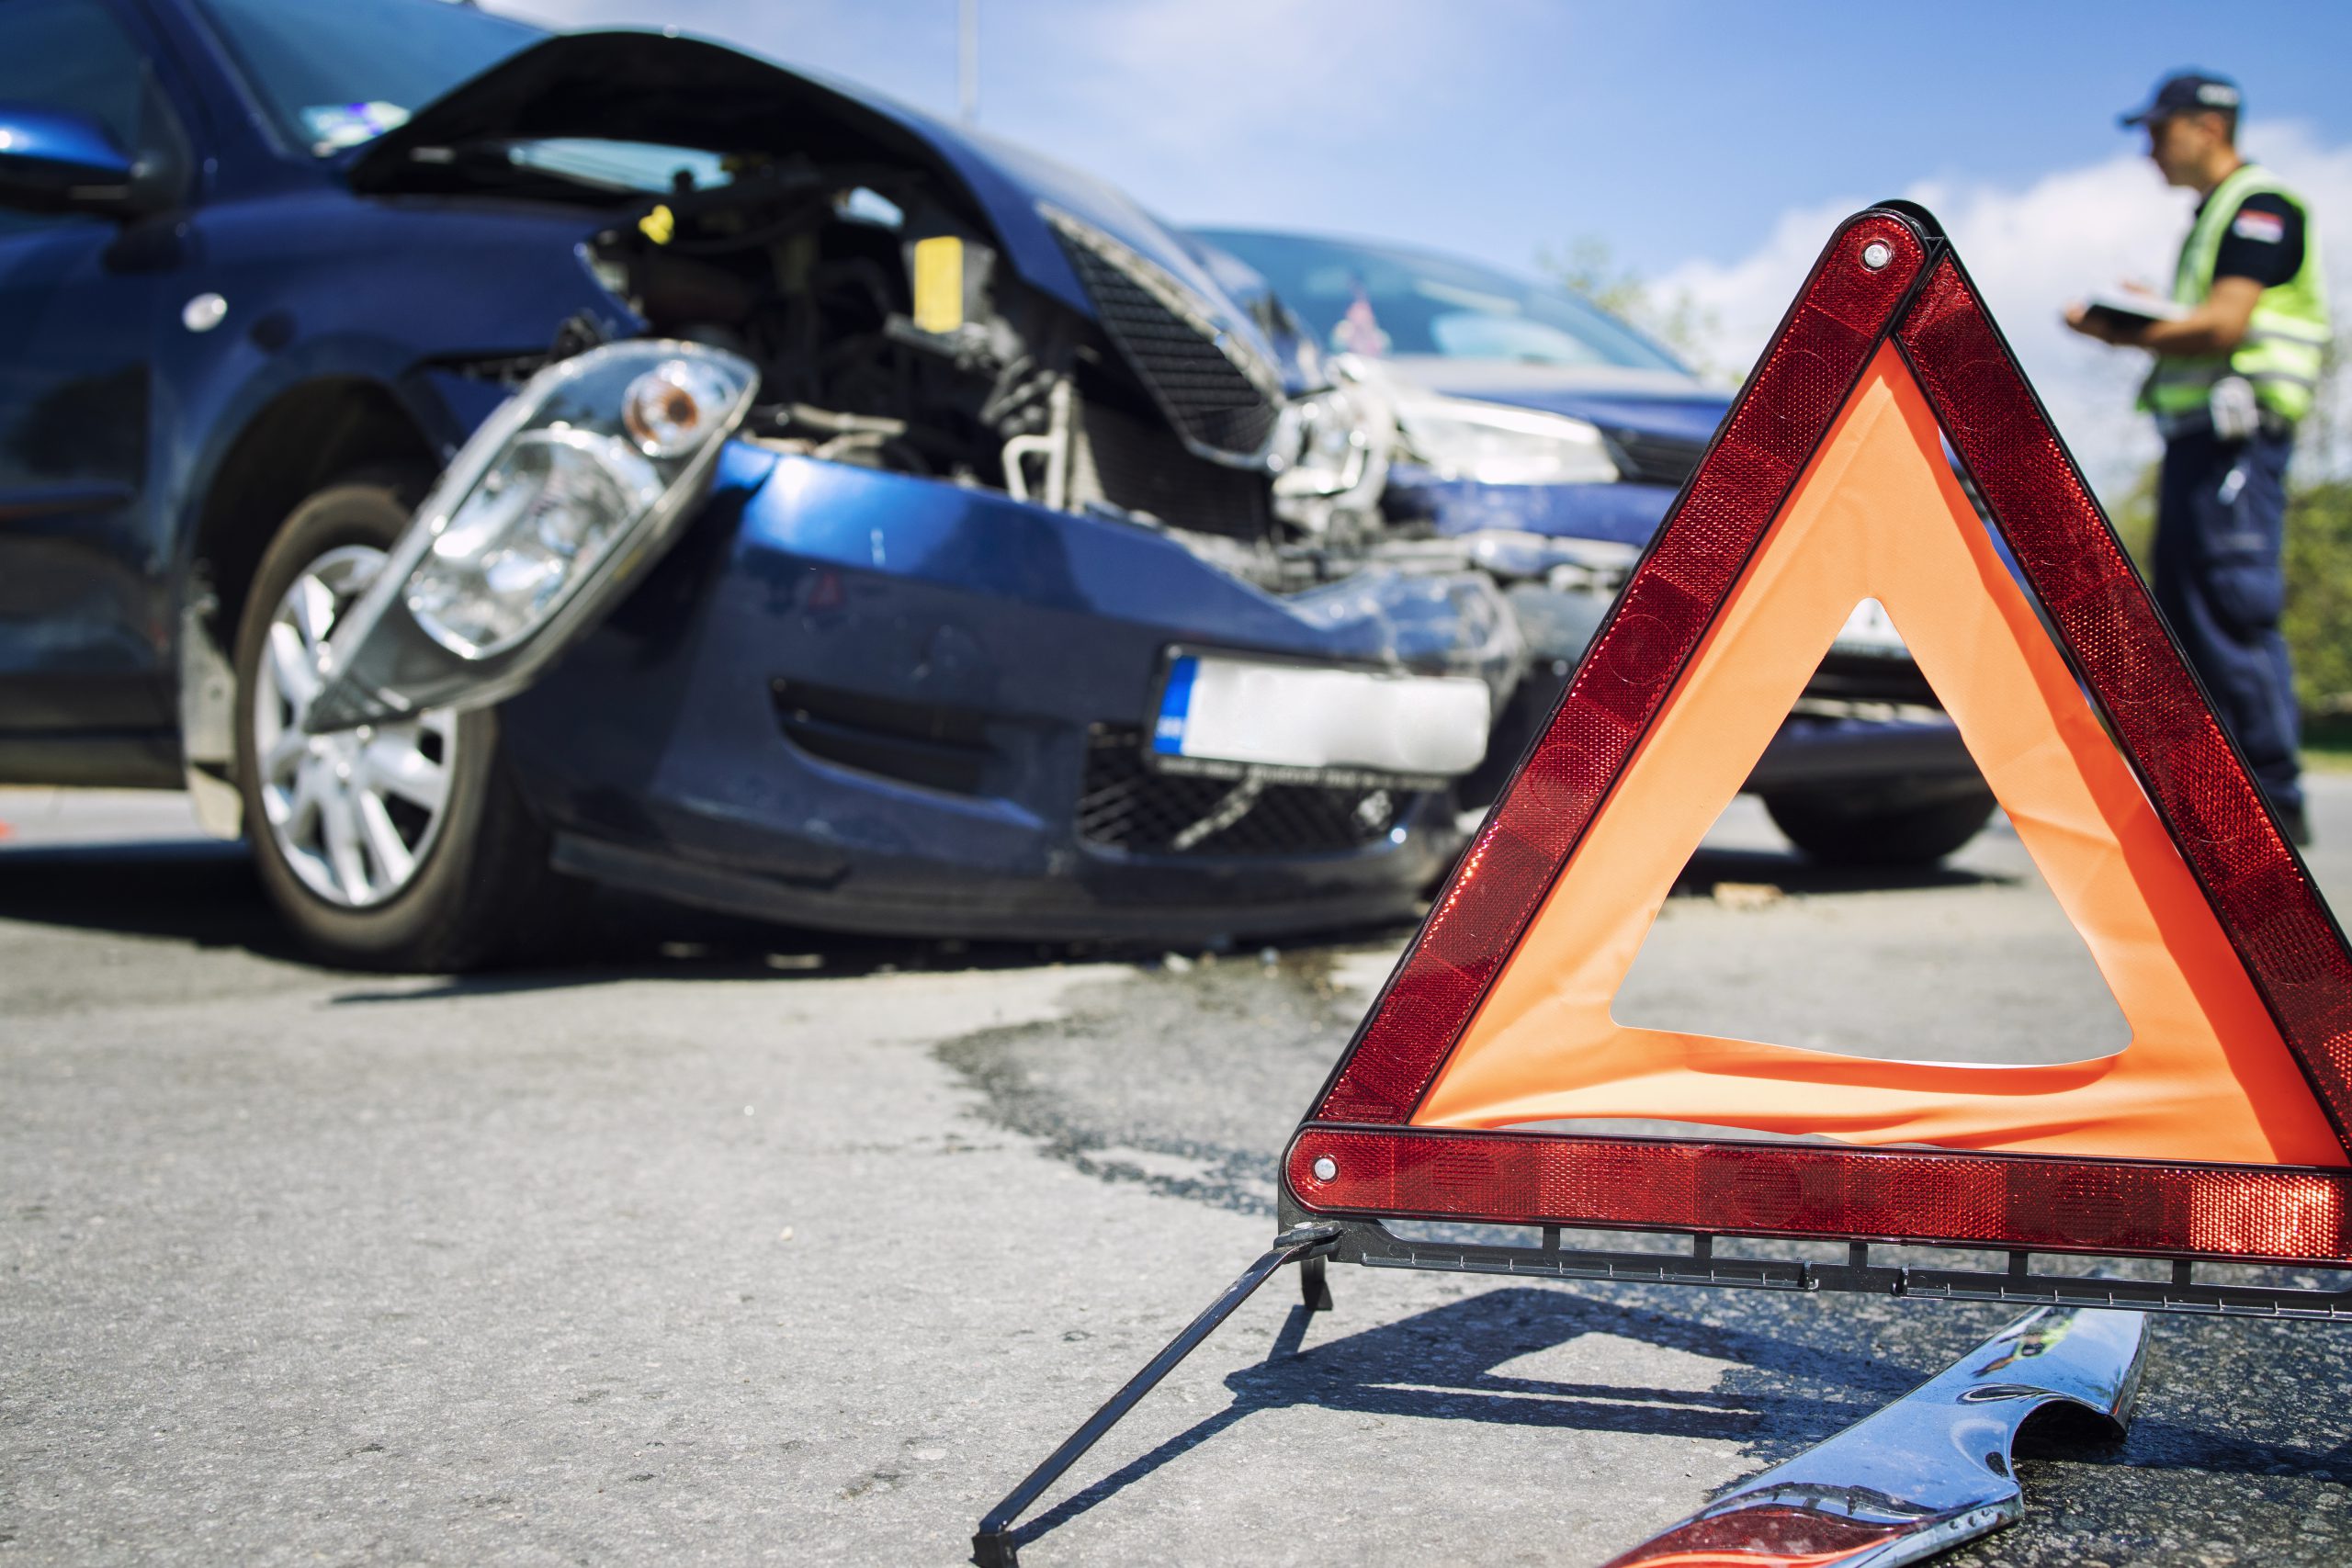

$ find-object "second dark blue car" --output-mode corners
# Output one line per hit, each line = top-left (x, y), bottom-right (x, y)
(1194, 228), (1994, 866)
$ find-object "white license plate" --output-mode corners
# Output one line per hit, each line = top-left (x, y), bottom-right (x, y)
(1151, 652), (1490, 782)
(1832, 596), (1909, 657)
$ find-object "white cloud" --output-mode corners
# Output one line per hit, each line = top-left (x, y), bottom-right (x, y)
(1040, 0), (1492, 158)
(1659, 122), (2352, 497)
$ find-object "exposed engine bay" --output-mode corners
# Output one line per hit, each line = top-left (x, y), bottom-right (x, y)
(568, 157), (1396, 593)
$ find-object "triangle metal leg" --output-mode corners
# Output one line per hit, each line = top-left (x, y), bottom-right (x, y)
(1299, 1253), (1332, 1312)
(972, 1224), (1339, 1567)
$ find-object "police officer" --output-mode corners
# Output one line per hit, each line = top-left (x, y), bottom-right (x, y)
(2067, 70), (2327, 846)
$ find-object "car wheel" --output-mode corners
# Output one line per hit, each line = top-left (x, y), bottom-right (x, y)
(1763, 788), (1998, 868)
(232, 466), (556, 970)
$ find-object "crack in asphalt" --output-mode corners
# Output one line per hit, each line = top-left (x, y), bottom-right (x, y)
(933, 952), (1363, 1217)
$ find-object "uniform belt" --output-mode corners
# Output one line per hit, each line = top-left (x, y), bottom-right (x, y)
(2154, 407), (2296, 442)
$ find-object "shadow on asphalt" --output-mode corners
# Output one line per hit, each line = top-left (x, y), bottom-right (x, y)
(1671, 842), (2010, 897)
(1005, 1280), (2352, 1559)
(0, 839), (305, 959)
(2018, 1411), (2352, 1481)
(1007, 1284), (1926, 1555)
(0, 832), (2008, 998)
(0, 838), (1407, 994)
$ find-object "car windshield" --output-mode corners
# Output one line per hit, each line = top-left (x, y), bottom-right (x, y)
(1194, 229), (1687, 374)
(198, 0), (544, 155)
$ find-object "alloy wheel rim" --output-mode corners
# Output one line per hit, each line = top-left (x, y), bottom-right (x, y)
(251, 544), (458, 908)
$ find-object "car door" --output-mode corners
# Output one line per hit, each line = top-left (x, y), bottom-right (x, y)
(0, 0), (189, 776)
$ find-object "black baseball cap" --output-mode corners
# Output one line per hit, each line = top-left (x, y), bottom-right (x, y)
(2120, 71), (2242, 127)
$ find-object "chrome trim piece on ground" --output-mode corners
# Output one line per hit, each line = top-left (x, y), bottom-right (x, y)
(1600, 1303), (2147, 1568)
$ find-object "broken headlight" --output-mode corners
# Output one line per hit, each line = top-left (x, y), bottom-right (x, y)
(304, 341), (758, 730)
(1270, 365), (1393, 532)
(1395, 396), (1620, 486)
(405, 425), (662, 657)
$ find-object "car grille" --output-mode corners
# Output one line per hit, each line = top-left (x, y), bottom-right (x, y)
(1047, 210), (1282, 459)
(1077, 726), (1412, 857)
(1075, 400), (1273, 539)
(1602, 427), (1710, 488)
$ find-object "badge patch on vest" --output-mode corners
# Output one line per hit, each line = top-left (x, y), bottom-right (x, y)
(2233, 208), (2286, 243)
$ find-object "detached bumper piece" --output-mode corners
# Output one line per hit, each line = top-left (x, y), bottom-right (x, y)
(1601, 1303), (2145, 1568)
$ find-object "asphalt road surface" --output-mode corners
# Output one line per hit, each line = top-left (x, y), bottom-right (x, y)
(6, 780), (2351, 1565)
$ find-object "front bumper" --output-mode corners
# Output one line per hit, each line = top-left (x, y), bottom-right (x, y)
(497, 443), (1520, 942)
(1384, 466), (1680, 548)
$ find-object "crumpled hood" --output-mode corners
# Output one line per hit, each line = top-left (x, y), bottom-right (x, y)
(345, 30), (1277, 366)
(1388, 355), (1731, 446)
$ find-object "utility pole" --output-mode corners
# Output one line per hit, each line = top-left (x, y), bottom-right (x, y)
(957, 0), (979, 126)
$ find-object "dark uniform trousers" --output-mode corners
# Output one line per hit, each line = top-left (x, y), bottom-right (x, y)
(2152, 425), (2302, 815)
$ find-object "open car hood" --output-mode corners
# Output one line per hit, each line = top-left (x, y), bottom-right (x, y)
(1385, 357), (1731, 448)
(345, 31), (1273, 361)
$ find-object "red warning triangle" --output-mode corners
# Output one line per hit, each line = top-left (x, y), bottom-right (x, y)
(1288, 206), (2352, 1265)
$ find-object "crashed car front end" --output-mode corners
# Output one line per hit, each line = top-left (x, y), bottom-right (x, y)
(1186, 228), (1999, 863)
(494, 447), (1517, 940)
(307, 32), (1520, 942)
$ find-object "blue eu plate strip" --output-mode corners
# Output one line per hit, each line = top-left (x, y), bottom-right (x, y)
(1153, 656), (1198, 754)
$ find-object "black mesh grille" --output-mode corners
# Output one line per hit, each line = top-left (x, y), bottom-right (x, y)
(1602, 427), (1710, 488)
(1077, 726), (1414, 858)
(1057, 240), (1280, 457)
(1080, 400), (1272, 539)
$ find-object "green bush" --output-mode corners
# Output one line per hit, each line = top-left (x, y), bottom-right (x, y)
(2109, 462), (2159, 571)
(2286, 478), (2352, 716)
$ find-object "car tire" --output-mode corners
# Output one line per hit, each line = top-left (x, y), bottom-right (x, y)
(232, 465), (558, 971)
(1763, 788), (1998, 868)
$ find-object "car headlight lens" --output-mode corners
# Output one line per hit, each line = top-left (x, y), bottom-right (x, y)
(396, 342), (757, 660)
(405, 428), (662, 657)
(1396, 397), (1620, 486)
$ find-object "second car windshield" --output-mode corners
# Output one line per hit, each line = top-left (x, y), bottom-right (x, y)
(198, 0), (544, 155)
(1195, 229), (1686, 374)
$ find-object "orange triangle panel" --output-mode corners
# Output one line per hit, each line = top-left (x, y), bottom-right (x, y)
(1286, 207), (2352, 1265)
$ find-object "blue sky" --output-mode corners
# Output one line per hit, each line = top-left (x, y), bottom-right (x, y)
(492, 1), (2352, 484)
(495, 1), (2351, 278)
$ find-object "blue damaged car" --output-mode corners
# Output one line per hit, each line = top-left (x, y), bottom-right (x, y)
(1194, 228), (1998, 867)
(0, 0), (1519, 969)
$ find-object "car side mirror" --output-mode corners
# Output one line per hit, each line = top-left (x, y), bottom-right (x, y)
(0, 103), (164, 218)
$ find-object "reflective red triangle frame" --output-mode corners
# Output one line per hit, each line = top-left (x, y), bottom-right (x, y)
(1285, 205), (2352, 1266)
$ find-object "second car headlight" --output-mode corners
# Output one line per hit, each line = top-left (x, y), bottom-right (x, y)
(1271, 371), (1393, 531)
(1396, 396), (1621, 486)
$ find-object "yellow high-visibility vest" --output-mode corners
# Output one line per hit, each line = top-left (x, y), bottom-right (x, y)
(2141, 164), (2330, 424)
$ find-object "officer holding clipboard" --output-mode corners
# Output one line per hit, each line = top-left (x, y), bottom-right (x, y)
(2067, 70), (2328, 846)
